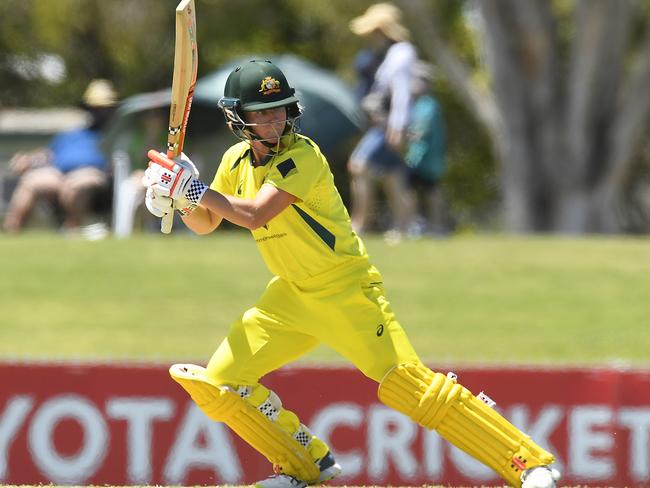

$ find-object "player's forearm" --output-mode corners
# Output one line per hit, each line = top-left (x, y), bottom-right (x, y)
(199, 189), (267, 230)
(181, 205), (222, 234)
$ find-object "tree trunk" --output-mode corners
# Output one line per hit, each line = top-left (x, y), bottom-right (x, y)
(404, 0), (650, 233)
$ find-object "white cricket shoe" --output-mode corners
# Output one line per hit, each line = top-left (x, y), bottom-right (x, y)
(315, 451), (342, 482)
(255, 451), (342, 488)
(255, 474), (307, 488)
(521, 465), (561, 488)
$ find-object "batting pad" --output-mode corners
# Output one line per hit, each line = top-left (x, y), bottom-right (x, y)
(170, 364), (320, 482)
(378, 363), (555, 487)
(237, 383), (330, 463)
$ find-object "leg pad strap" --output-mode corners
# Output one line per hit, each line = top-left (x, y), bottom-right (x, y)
(378, 363), (555, 487)
(170, 364), (320, 482)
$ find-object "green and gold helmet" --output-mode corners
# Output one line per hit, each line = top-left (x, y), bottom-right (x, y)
(218, 60), (302, 142)
(223, 59), (298, 111)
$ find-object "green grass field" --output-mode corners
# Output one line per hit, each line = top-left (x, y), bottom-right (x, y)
(1, 231), (648, 366)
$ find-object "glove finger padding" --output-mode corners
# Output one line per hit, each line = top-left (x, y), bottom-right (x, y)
(178, 152), (199, 178)
(142, 167), (156, 188)
(146, 156), (195, 199)
(145, 187), (173, 218)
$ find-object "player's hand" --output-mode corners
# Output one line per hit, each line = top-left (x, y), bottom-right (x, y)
(144, 187), (172, 218)
(143, 151), (197, 199)
(8, 149), (50, 175)
(8, 153), (32, 175)
(144, 186), (198, 218)
(143, 152), (206, 202)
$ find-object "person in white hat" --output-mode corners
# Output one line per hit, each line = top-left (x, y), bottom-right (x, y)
(3, 79), (117, 233)
(347, 2), (415, 240)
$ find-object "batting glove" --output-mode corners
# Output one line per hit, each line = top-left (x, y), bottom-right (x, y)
(144, 187), (172, 218)
(144, 187), (198, 218)
(143, 152), (209, 205)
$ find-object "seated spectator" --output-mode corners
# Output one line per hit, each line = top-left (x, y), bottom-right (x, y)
(3, 79), (117, 233)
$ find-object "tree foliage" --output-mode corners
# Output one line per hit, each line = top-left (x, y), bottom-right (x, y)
(0, 0), (495, 228)
(0, 0), (369, 105)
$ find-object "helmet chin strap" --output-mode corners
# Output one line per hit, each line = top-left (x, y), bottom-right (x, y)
(239, 131), (277, 166)
(260, 138), (280, 149)
(242, 129), (280, 149)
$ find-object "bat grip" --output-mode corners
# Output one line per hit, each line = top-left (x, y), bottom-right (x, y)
(161, 212), (174, 234)
(147, 149), (178, 171)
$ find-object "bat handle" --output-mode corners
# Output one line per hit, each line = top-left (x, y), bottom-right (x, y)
(161, 212), (174, 234)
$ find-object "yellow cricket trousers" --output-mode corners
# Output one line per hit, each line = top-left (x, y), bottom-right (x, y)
(206, 258), (420, 385)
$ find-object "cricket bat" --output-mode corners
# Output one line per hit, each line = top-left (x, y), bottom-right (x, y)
(152, 0), (198, 234)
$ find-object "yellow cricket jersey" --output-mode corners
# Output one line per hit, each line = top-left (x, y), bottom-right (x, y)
(210, 134), (369, 282)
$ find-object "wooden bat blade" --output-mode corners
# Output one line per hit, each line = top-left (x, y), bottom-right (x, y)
(161, 0), (197, 234)
(167, 0), (197, 159)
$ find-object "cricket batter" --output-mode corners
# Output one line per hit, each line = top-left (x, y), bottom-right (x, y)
(142, 60), (560, 488)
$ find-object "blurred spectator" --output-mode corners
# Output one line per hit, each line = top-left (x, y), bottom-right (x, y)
(347, 2), (416, 239)
(351, 47), (384, 104)
(3, 79), (117, 233)
(403, 62), (449, 237)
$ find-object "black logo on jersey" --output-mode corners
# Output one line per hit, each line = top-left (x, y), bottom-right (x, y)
(237, 182), (243, 195)
(376, 324), (384, 337)
(277, 158), (297, 178)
